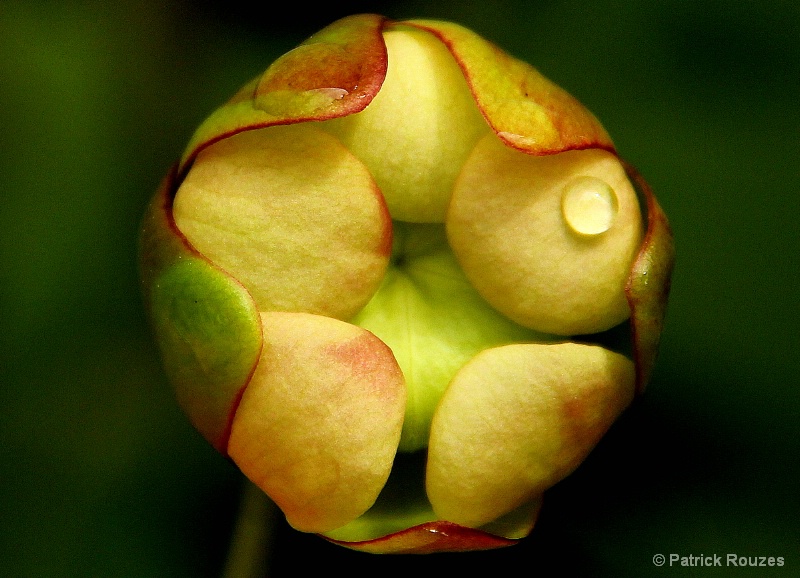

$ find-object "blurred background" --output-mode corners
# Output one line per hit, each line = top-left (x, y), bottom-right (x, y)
(1, 0), (798, 575)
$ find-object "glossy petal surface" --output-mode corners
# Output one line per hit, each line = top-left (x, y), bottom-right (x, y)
(624, 164), (675, 391)
(326, 521), (521, 554)
(448, 134), (643, 335)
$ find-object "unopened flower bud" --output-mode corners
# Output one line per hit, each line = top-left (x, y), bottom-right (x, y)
(140, 14), (674, 553)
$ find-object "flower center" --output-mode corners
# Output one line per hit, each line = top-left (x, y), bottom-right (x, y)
(352, 221), (550, 452)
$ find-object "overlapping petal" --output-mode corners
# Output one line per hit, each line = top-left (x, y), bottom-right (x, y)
(426, 342), (635, 527)
(139, 169), (262, 453)
(179, 14), (388, 174)
(447, 134), (644, 335)
(140, 13), (674, 553)
(173, 123), (391, 321)
(228, 312), (405, 533)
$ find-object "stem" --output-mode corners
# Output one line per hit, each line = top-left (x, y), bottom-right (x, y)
(221, 479), (277, 578)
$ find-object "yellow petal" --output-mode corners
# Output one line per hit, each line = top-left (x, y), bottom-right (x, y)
(139, 170), (262, 452)
(447, 133), (643, 335)
(405, 18), (614, 154)
(179, 14), (388, 172)
(323, 25), (488, 222)
(426, 342), (634, 528)
(173, 124), (391, 320)
(228, 312), (405, 533)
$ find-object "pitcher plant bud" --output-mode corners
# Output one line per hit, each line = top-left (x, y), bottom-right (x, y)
(139, 14), (674, 553)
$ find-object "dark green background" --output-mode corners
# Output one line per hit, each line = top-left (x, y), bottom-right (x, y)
(2, 0), (798, 575)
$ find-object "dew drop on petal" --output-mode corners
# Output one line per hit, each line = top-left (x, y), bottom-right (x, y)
(561, 176), (619, 236)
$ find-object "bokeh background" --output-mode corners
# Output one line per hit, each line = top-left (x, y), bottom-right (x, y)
(2, 0), (798, 575)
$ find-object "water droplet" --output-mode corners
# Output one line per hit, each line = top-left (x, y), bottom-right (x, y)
(561, 176), (618, 236)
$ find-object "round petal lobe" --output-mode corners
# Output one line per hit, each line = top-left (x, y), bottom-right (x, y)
(323, 25), (489, 222)
(173, 124), (391, 320)
(447, 133), (643, 335)
(426, 342), (635, 528)
(227, 312), (406, 533)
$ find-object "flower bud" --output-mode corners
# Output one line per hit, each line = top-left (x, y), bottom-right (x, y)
(139, 14), (674, 553)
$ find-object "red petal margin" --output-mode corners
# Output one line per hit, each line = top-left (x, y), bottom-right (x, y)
(624, 162), (675, 393)
(139, 166), (263, 454)
(178, 14), (389, 175)
(404, 18), (615, 156)
(323, 521), (518, 554)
